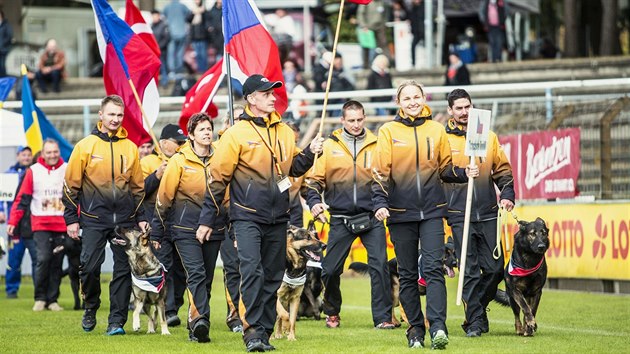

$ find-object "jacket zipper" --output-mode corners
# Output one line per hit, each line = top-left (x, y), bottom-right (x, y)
(109, 140), (117, 224)
(413, 128), (424, 219)
(352, 136), (358, 213)
(266, 125), (276, 223)
(179, 201), (188, 225)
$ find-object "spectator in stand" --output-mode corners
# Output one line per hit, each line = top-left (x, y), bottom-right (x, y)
(207, 0), (223, 64)
(444, 52), (471, 86)
(8, 139), (68, 312)
(138, 139), (154, 160)
(366, 54), (394, 116)
(283, 59), (309, 121)
(479, 0), (510, 63)
(357, 0), (391, 69)
(151, 9), (170, 87)
(409, 0), (425, 68)
(0, 10), (13, 78)
(163, 0), (191, 78)
(391, 0), (408, 22)
(2, 146), (35, 299)
(187, 0), (210, 73)
(265, 9), (297, 65)
(35, 39), (66, 93)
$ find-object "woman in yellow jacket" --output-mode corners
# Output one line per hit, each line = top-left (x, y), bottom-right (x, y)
(371, 80), (478, 350)
(151, 113), (224, 343)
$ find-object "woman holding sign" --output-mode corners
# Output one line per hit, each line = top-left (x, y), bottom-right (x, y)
(444, 88), (514, 337)
(371, 80), (478, 349)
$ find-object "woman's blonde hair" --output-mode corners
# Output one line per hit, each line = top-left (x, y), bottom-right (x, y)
(395, 80), (425, 103)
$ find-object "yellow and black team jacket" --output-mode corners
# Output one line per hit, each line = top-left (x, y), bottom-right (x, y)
(62, 123), (145, 229)
(306, 128), (378, 215)
(140, 151), (166, 221)
(199, 107), (316, 227)
(151, 141), (225, 242)
(371, 107), (468, 224)
(444, 118), (515, 223)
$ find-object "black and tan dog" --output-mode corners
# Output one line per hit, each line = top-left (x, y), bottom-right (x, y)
(504, 217), (549, 337)
(274, 224), (326, 341)
(115, 227), (170, 335)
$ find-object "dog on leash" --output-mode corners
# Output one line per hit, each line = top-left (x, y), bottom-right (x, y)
(504, 217), (549, 337)
(115, 226), (170, 335)
(274, 224), (326, 341)
(297, 252), (324, 320)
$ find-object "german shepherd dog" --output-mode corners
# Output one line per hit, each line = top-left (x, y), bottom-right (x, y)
(115, 227), (170, 335)
(504, 217), (549, 337)
(297, 253), (324, 320)
(274, 224), (326, 341)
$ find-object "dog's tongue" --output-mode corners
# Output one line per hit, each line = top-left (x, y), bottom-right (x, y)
(446, 267), (455, 278)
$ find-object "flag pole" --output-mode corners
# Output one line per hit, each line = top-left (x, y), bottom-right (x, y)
(456, 156), (476, 306)
(225, 53), (235, 126)
(126, 78), (163, 158)
(312, 0), (346, 170)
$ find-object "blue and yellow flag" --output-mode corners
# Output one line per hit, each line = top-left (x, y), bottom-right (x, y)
(20, 64), (73, 160)
(0, 77), (16, 108)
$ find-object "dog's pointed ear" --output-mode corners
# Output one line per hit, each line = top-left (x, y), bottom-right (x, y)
(518, 220), (529, 233)
(114, 225), (123, 237)
(535, 217), (548, 231)
(307, 219), (316, 233)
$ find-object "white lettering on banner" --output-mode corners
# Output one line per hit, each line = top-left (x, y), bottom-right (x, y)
(524, 135), (572, 189)
(544, 179), (575, 193)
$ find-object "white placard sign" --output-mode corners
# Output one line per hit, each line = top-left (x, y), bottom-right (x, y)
(464, 108), (492, 157)
(0, 173), (19, 202)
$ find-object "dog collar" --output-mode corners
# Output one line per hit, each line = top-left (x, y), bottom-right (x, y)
(131, 264), (166, 293)
(508, 256), (545, 277)
(283, 272), (306, 287)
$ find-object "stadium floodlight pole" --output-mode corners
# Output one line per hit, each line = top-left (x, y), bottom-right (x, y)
(127, 78), (164, 159)
(225, 52), (235, 126)
(313, 0), (347, 171)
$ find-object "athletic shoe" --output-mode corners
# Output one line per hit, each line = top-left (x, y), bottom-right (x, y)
(466, 327), (482, 337)
(166, 313), (181, 327)
(82, 309), (97, 332)
(375, 321), (396, 329)
(106, 323), (125, 336)
(245, 338), (266, 352)
(408, 336), (424, 348)
(431, 329), (449, 350)
(7, 293), (17, 299)
(192, 319), (210, 343)
(325, 315), (340, 328)
(262, 338), (276, 351)
(47, 302), (64, 311)
(232, 324), (244, 333)
(32, 301), (46, 311)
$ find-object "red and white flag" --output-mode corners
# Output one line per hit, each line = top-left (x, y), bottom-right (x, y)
(347, 0), (373, 4)
(179, 59), (223, 131)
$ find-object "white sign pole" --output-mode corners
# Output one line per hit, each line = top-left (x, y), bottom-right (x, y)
(456, 108), (492, 306)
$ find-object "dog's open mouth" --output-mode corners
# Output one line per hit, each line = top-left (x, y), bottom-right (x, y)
(445, 266), (455, 278)
(304, 250), (321, 262)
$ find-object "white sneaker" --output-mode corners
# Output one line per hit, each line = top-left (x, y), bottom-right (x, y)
(32, 301), (46, 311)
(47, 302), (64, 311)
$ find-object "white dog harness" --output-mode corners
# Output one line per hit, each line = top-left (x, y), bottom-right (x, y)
(132, 264), (166, 293)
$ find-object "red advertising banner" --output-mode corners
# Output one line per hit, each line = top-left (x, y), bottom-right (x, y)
(499, 128), (581, 200)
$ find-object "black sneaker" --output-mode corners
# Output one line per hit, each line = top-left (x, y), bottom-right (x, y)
(408, 336), (424, 348)
(466, 327), (482, 337)
(82, 309), (97, 332)
(192, 320), (211, 343)
(106, 323), (126, 336)
(246, 338), (266, 352)
(431, 329), (449, 350)
(166, 313), (181, 327)
(262, 338), (276, 351)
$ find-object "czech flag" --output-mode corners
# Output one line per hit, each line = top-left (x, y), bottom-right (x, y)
(124, 0), (161, 84)
(179, 59), (223, 131)
(223, 0), (288, 114)
(91, 0), (161, 146)
(20, 65), (73, 161)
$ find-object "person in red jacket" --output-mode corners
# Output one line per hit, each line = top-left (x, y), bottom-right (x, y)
(8, 139), (68, 312)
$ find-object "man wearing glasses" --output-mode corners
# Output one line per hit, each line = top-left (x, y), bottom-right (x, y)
(140, 123), (188, 327)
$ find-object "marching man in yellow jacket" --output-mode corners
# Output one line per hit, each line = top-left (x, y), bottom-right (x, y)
(444, 88), (515, 337)
(197, 74), (324, 352)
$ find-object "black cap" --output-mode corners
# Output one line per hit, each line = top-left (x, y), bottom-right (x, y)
(242, 74), (283, 98)
(160, 124), (187, 142)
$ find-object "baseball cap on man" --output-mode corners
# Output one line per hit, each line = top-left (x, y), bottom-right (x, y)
(242, 74), (283, 98)
(17, 146), (32, 154)
(160, 124), (187, 142)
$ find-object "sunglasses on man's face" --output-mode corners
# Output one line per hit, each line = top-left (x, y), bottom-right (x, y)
(169, 139), (186, 146)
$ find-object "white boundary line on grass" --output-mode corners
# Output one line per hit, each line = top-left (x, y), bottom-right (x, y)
(342, 306), (626, 338)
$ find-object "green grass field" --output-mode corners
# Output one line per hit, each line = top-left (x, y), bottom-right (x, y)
(1, 271), (628, 353)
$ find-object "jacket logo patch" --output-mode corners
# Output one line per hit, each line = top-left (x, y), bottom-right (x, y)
(451, 149), (461, 155)
(182, 165), (197, 172)
(90, 154), (103, 161)
(331, 150), (345, 156)
(247, 141), (261, 148)
(392, 138), (407, 146)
